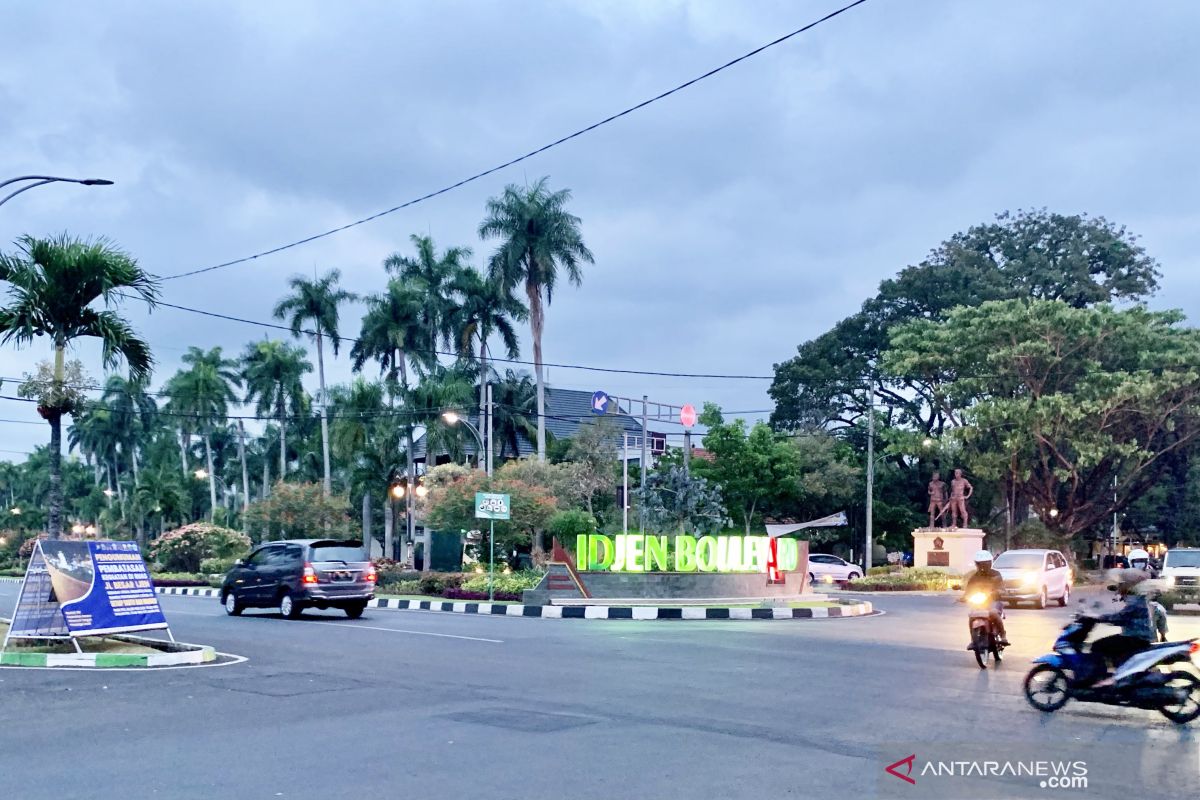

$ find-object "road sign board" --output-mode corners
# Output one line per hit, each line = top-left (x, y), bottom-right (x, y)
(474, 492), (511, 520)
(680, 403), (697, 429)
(591, 390), (610, 415)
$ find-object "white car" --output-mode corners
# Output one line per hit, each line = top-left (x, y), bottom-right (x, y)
(1162, 548), (1200, 591)
(993, 548), (1072, 609)
(807, 553), (862, 585)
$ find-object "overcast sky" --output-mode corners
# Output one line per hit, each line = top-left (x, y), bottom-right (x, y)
(2, 0), (1198, 459)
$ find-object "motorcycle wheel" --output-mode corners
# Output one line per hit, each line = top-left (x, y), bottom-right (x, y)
(1024, 664), (1070, 712)
(971, 626), (990, 669)
(1158, 671), (1200, 724)
(990, 640), (1003, 665)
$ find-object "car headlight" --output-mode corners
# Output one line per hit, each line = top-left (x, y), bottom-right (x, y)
(1022, 571), (1039, 587)
(1164, 575), (1175, 587)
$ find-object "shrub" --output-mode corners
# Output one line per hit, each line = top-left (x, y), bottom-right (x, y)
(149, 523), (250, 573)
(150, 572), (210, 588)
(441, 587), (522, 602)
(461, 570), (545, 595)
(1156, 590), (1200, 610)
(418, 572), (463, 595)
(847, 568), (960, 592)
(200, 557), (237, 575)
(18, 537), (38, 559)
(383, 579), (425, 596)
(867, 565), (902, 576)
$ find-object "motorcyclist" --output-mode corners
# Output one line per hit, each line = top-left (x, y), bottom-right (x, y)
(962, 550), (1009, 647)
(1087, 568), (1156, 678)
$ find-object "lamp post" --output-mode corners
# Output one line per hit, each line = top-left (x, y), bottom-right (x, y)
(0, 175), (114, 209)
(441, 411), (489, 475)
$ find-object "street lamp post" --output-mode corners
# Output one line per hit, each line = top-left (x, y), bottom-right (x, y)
(442, 411), (489, 476)
(0, 175), (114, 209)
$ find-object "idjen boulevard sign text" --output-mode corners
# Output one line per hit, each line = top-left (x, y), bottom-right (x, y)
(576, 533), (800, 574)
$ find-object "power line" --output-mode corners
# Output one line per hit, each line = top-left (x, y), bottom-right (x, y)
(159, 0), (871, 282)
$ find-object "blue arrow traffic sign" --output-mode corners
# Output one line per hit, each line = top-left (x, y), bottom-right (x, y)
(591, 390), (610, 415)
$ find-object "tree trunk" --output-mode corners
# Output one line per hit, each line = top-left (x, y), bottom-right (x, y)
(317, 327), (332, 496)
(261, 457), (270, 542)
(479, 337), (488, 469)
(527, 279), (546, 462)
(384, 497), (394, 562)
(362, 492), (372, 557)
(277, 397), (287, 480)
(237, 420), (250, 533)
(46, 409), (63, 538)
(179, 428), (189, 478)
(131, 448), (140, 488)
(204, 433), (217, 522)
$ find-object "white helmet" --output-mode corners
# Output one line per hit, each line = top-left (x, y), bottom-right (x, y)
(973, 550), (994, 564)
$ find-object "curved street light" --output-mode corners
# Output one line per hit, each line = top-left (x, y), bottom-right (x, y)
(441, 411), (488, 475)
(0, 174), (114, 210)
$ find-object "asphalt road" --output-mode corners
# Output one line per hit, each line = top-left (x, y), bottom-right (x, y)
(0, 583), (1197, 800)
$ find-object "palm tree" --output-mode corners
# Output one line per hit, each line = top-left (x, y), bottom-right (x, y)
(490, 369), (538, 460)
(273, 269), (356, 497)
(0, 234), (158, 537)
(100, 374), (157, 488)
(407, 366), (476, 465)
(351, 279), (430, 391)
(479, 178), (593, 461)
(447, 266), (525, 460)
(385, 235), (470, 358)
(241, 340), (312, 480)
(165, 347), (240, 521)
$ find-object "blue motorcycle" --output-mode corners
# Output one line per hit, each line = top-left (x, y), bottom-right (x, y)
(1023, 615), (1200, 724)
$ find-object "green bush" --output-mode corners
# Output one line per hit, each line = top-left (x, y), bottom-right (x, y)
(149, 523), (250, 573)
(418, 572), (463, 595)
(383, 579), (425, 596)
(200, 557), (237, 575)
(1157, 590), (1200, 611)
(867, 565), (902, 576)
(374, 561), (419, 589)
(461, 569), (545, 595)
(847, 568), (960, 592)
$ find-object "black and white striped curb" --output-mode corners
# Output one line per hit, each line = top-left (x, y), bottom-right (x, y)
(153, 586), (873, 620)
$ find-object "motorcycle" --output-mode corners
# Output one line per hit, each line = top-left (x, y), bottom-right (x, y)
(1023, 615), (1200, 724)
(966, 591), (1005, 669)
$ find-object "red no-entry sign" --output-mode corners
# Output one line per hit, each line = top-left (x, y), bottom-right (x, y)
(680, 404), (697, 429)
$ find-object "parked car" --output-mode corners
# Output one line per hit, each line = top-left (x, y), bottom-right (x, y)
(993, 548), (1072, 609)
(221, 539), (376, 619)
(1161, 548), (1200, 593)
(807, 553), (862, 585)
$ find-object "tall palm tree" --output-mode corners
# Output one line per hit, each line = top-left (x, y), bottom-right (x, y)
(241, 340), (312, 480)
(0, 234), (158, 536)
(166, 347), (241, 521)
(447, 266), (525, 460)
(385, 235), (470, 359)
(479, 178), (593, 461)
(273, 269), (356, 497)
(351, 279), (430, 391)
(407, 366), (477, 465)
(100, 374), (157, 488)
(490, 369), (538, 460)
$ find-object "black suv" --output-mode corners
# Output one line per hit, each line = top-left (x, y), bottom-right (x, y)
(221, 539), (376, 619)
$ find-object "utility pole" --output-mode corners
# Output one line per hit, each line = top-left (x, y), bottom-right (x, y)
(640, 395), (648, 533)
(623, 434), (630, 534)
(865, 382), (875, 572)
(486, 383), (494, 477)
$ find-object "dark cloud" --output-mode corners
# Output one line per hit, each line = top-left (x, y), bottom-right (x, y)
(1, 0), (1197, 455)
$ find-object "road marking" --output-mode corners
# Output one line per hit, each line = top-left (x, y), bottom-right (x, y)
(283, 619), (504, 643)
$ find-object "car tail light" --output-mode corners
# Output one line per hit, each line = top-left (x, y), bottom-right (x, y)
(364, 566), (377, 583)
(1190, 642), (1199, 655)
(302, 563), (319, 584)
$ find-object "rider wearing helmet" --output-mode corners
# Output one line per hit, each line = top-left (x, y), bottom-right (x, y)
(1089, 568), (1156, 674)
(963, 550), (1009, 646)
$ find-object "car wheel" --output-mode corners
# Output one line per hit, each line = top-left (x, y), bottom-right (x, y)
(846, 571), (861, 581)
(1058, 584), (1070, 607)
(223, 591), (243, 616)
(1035, 587), (1048, 609)
(279, 592), (303, 620)
(808, 573), (816, 585)
(344, 601), (367, 619)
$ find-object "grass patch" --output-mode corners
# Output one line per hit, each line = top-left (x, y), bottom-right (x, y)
(0, 621), (162, 655)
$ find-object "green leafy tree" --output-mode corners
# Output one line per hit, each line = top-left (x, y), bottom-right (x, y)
(244, 481), (352, 543)
(385, 234), (471, 355)
(480, 178), (594, 461)
(0, 234), (158, 537)
(166, 347), (241, 521)
(422, 470), (557, 560)
(564, 417), (618, 517)
(489, 369), (537, 459)
(635, 465), (729, 535)
(149, 522), (250, 572)
(241, 340), (312, 480)
(884, 300), (1200, 540)
(274, 269), (357, 496)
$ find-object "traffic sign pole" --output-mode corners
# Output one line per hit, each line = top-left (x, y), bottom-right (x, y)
(489, 519), (495, 602)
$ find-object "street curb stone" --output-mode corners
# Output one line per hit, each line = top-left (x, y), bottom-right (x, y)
(152, 586), (874, 620)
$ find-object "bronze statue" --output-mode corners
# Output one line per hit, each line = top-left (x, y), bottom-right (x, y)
(948, 468), (973, 528)
(927, 472), (947, 528)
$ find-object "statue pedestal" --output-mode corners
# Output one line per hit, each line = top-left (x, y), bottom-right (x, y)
(912, 528), (985, 574)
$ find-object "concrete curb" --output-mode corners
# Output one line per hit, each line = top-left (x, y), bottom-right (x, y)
(0, 620), (216, 668)
(155, 586), (874, 620)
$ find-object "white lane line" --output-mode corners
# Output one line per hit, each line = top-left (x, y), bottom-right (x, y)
(284, 619), (503, 643)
